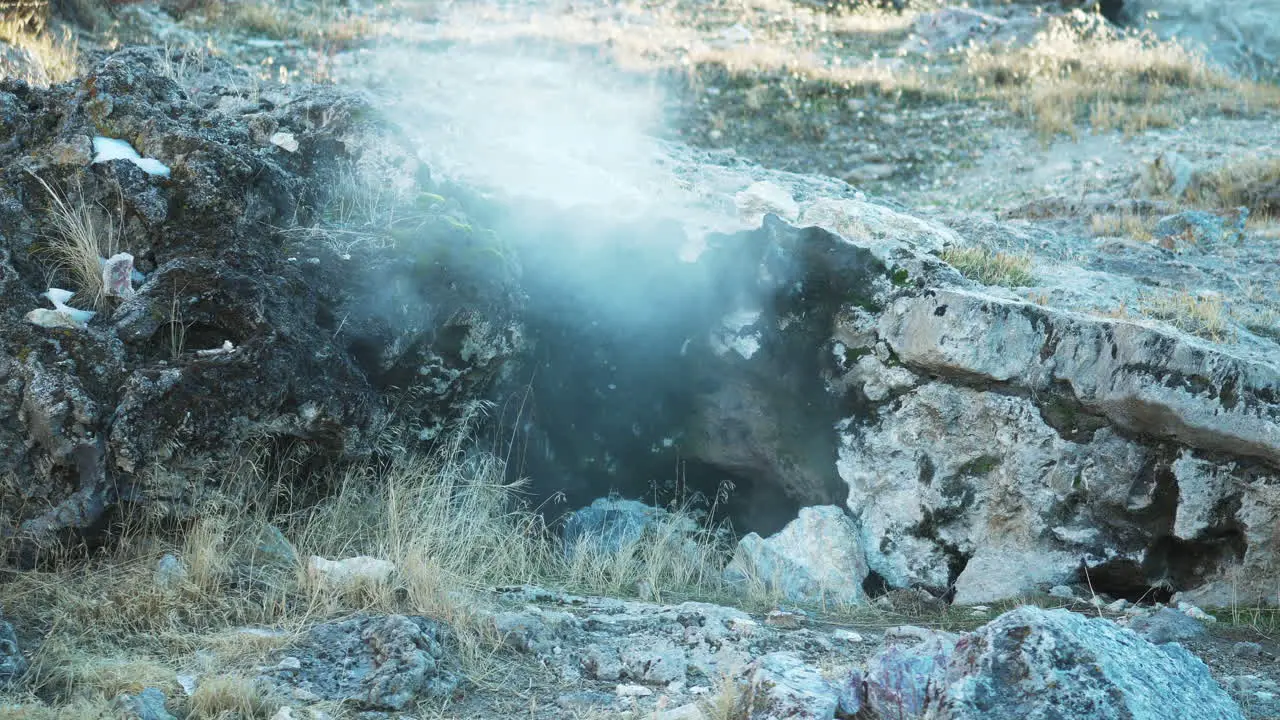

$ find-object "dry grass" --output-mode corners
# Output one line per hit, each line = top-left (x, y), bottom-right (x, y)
(940, 246), (1035, 287)
(187, 675), (275, 719)
(1187, 157), (1280, 214)
(1140, 291), (1233, 342)
(200, 0), (382, 51)
(1089, 212), (1155, 242)
(962, 13), (1276, 142)
(0, 17), (78, 85)
(28, 173), (119, 310)
(0, 400), (751, 715)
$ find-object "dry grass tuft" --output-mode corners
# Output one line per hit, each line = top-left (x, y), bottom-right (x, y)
(187, 675), (275, 720)
(1187, 157), (1280, 214)
(1089, 212), (1155, 242)
(962, 13), (1264, 141)
(28, 173), (119, 309)
(1140, 291), (1233, 342)
(0, 17), (79, 85)
(940, 246), (1035, 287)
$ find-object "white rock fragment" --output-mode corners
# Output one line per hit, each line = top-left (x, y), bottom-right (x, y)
(176, 674), (197, 696)
(102, 252), (135, 299)
(269, 131), (299, 153)
(28, 287), (96, 328)
(92, 136), (171, 177)
(305, 555), (395, 589)
(833, 629), (865, 643)
(195, 340), (237, 357)
(735, 181), (799, 225)
(26, 308), (84, 329)
(616, 683), (654, 697)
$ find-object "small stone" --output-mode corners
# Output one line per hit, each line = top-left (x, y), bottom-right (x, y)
(155, 553), (188, 591)
(277, 656), (302, 672)
(269, 131), (299, 153)
(113, 688), (176, 720)
(1048, 585), (1076, 600)
(271, 709), (297, 720)
(617, 683), (654, 697)
(833, 629), (864, 643)
(766, 609), (806, 629)
(1234, 641), (1264, 659)
(1106, 599), (1130, 613)
(1129, 608), (1206, 645)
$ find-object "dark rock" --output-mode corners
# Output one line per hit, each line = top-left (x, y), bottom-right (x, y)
(0, 47), (524, 549)
(1128, 607), (1207, 645)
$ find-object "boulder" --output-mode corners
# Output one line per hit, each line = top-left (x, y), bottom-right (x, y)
(854, 605), (1244, 719)
(724, 505), (869, 606)
(267, 614), (457, 711)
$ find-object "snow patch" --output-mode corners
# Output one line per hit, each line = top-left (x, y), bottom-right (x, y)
(92, 136), (171, 177)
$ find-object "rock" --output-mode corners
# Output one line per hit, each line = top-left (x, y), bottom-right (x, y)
(113, 688), (177, 720)
(155, 553), (189, 591)
(0, 46), (524, 549)
(1233, 641), (1264, 659)
(855, 606), (1244, 719)
(245, 524), (299, 574)
(1152, 209), (1247, 252)
(620, 638), (688, 685)
(581, 644), (625, 681)
(102, 253), (136, 299)
(1048, 585), (1077, 600)
(305, 556), (395, 591)
(723, 505), (869, 606)
(743, 653), (839, 720)
(561, 497), (695, 555)
(0, 617), (25, 684)
(1128, 607), (1207, 645)
(735, 181), (800, 225)
(271, 614), (457, 711)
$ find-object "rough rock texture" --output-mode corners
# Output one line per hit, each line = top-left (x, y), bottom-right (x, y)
(724, 505), (869, 606)
(0, 47), (523, 550)
(855, 605), (1245, 719)
(1128, 0), (1280, 80)
(0, 615), (25, 684)
(268, 614), (458, 710)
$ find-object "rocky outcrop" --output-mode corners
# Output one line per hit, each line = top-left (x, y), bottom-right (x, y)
(268, 614), (458, 710)
(854, 605), (1244, 719)
(0, 47), (523, 550)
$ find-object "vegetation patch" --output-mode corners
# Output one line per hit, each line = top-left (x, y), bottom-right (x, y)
(940, 246), (1035, 287)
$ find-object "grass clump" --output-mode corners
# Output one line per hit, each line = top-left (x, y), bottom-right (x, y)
(1140, 291), (1233, 342)
(0, 16), (78, 85)
(28, 173), (120, 309)
(1187, 157), (1280, 215)
(1089, 212), (1155, 242)
(962, 12), (1269, 142)
(940, 246), (1035, 287)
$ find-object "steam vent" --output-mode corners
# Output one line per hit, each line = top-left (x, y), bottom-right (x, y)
(1, 0), (1278, 717)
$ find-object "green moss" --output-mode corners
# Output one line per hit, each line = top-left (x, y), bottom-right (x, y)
(890, 268), (910, 287)
(956, 454), (1002, 477)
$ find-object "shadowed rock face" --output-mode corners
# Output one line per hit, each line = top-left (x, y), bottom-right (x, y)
(0, 48), (524, 555)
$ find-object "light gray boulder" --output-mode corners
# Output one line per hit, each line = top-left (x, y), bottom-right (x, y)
(723, 505), (869, 606)
(853, 605), (1244, 720)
